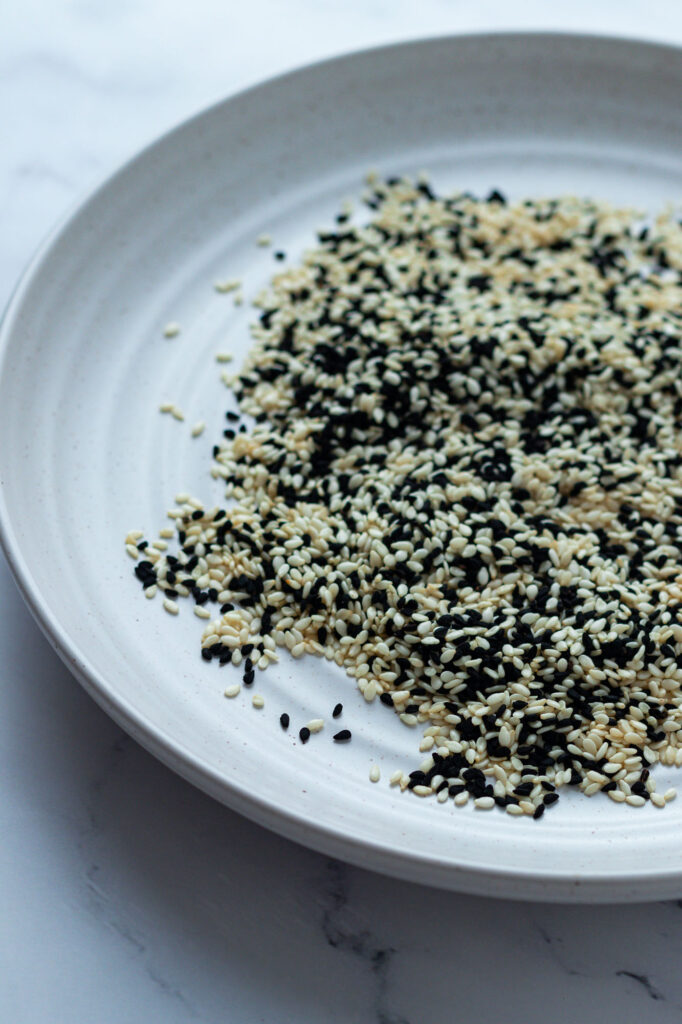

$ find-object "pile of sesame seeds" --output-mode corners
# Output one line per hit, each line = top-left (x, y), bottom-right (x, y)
(129, 175), (682, 817)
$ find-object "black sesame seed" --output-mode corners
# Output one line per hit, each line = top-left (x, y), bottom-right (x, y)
(333, 729), (351, 742)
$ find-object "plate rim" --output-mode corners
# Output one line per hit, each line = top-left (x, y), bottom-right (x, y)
(3, 29), (682, 902)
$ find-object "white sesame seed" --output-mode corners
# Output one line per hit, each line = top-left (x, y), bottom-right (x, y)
(163, 321), (181, 338)
(191, 421), (206, 438)
(369, 765), (381, 783)
(306, 719), (324, 733)
(214, 278), (241, 294)
(224, 684), (241, 698)
(252, 694), (265, 708)
(256, 233), (271, 246)
(163, 599), (179, 615)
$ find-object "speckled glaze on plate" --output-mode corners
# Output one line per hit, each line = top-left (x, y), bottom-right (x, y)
(2, 33), (682, 902)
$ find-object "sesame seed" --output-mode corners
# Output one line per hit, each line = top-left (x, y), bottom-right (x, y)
(256, 233), (271, 247)
(163, 321), (181, 338)
(280, 713), (290, 729)
(130, 176), (682, 819)
(369, 765), (381, 783)
(225, 684), (241, 698)
(333, 730), (352, 742)
(163, 598), (179, 615)
(214, 279), (241, 294)
(252, 694), (264, 708)
(299, 727), (310, 744)
(306, 718), (324, 733)
(191, 421), (206, 438)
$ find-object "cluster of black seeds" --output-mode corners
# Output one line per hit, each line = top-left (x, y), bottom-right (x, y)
(130, 176), (682, 815)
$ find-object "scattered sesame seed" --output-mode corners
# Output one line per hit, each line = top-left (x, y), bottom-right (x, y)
(332, 703), (343, 718)
(163, 598), (179, 615)
(280, 713), (290, 730)
(214, 279), (241, 294)
(369, 764), (381, 783)
(225, 684), (241, 698)
(256, 233), (271, 247)
(252, 694), (265, 708)
(163, 321), (181, 338)
(191, 421), (206, 438)
(299, 726), (310, 744)
(306, 718), (324, 733)
(333, 730), (352, 742)
(215, 352), (234, 363)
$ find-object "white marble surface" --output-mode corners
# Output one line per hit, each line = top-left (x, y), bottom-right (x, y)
(4, 3), (682, 1021)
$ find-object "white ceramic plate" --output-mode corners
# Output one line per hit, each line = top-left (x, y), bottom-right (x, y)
(3, 33), (682, 902)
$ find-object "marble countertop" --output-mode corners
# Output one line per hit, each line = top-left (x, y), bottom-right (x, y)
(4, 4), (682, 1021)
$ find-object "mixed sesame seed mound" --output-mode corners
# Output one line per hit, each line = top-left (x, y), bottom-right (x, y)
(130, 176), (682, 817)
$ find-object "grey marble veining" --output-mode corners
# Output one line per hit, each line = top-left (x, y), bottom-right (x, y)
(4, 3), (682, 1022)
